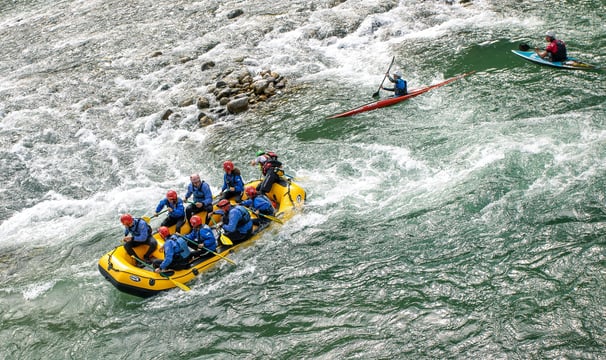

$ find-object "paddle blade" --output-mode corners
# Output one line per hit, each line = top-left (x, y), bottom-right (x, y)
(142, 216), (151, 223)
(261, 213), (284, 224)
(372, 91), (380, 99)
(220, 233), (233, 246)
(169, 278), (190, 291)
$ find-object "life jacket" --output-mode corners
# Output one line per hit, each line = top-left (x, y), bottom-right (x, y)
(235, 206), (251, 227)
(130, 219), (152, 242)
(191, 181), (209, 202)
(395, 79), (407, 96)
(551, 40), (567, 62)
(262, 159), (283, 175)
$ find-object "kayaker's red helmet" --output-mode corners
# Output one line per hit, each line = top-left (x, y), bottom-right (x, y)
(158, 226), (170, 239)
(217, 199), (231, 209)
(223, 160), (234, 172)
(166, 190), (178, 200)
(120, 213), (133, 226)
(245, 186), (257, 198)
(190, 215), (202, 227)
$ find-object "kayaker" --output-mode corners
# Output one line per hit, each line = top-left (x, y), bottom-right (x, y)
(120, 213), (158, 265)
(153, 226), (191, 272)
(240, 186), (275, 225)
(535, 30), (567, 62)
(382, 70), (408, 97)
(183, 173), (213, 224)
(220, 160), (244, 201)
(251, 150), (283, 195)
(217, 199), (253, 244)
(154, 189), (186, 234)
(182, 215), (217, 258)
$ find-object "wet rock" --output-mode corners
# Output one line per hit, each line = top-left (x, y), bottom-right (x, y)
(201, 61), (215, 71)
(161, 109), (173, 120)
(227, 9), (244, 19)
(179, 97), (195, 107)
(226, 97), (249, 114)
(197, 96), (210, 109)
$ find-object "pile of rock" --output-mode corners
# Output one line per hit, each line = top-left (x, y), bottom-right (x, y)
(162, 66), (288, 127)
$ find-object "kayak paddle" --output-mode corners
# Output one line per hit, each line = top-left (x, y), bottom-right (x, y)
(372, 56), (395, 99)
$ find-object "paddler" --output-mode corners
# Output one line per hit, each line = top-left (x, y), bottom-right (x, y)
(382, 70), (408, 97)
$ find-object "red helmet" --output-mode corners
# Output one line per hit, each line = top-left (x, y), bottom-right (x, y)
(158, 226), (170, 239)
(120, 213), (133, 226)
(190, 215), (202, 227)
(217, 199), (230, 208)
(245, 186), (257, 198)
(223, 160), (234, 172)
(166, 190), (178, 200)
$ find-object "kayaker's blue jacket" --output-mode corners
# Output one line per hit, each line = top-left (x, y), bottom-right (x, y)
(159, 235), (191, 270)
(124, 218), (152, 243)
(155, 198), (185, 219)
(184, 224), (217, 252)
(241, 195), (275, 215)
(221, 173), (244, 193)
(222, 205), (252, 234)
(384, 76), (407, 96)
(184, 181), (213, 207)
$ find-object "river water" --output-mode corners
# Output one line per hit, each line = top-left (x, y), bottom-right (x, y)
(0, 0), (605, 359)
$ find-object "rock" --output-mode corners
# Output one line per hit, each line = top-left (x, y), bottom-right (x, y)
(178, 97), (195, 107)
(226, 97), (249, 114)
(227, 9), (244, 19)
(201, 61), (215, 71)
(197, 113), (213, 126)
(197, 96), (210, 109)
(150, 51), (163, 57)
(161, 109), (173, 121)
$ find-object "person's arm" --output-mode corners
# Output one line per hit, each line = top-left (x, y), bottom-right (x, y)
(132, 221), (148, 242)
(172, 199), (185, 218)
(183, 184), (192, 201)
(158, 244), (174, 270)
(202, 183), (213, 206)
(155, 199), (165, 214)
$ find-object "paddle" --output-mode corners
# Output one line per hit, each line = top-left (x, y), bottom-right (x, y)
(142, 208), (169, 223)
(133, 257), (190, 291)
(207, 215), (233, 246)
(242, 206), (283, 224)
(178, 235), (236, 265)
(372, 56), (395, 99)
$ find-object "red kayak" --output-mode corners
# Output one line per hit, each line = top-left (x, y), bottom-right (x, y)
(327, 72), (474, 119)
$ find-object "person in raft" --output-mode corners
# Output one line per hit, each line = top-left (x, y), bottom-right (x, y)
(183, 173), (213, 224)
(120, 213), (158, 266)
(183, 215), (217, 259)
(216, 199), (253, 244)
(154, 189), (186, 234)
(220, 160), (244, 201)
(251, 150), (283, 195)
(535, 30), (567, 62)
(382, 70), (407, 96)
(153, 226), (191, 272)
(240, 186), (275, 225)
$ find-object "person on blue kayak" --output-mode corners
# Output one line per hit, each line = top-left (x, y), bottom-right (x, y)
(382, 70), (407, 97)
(535, 30), (567, 62)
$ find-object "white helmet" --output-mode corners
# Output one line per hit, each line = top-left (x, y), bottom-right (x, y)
(545, 30), (556, 39)
(394, 70), (402, 78)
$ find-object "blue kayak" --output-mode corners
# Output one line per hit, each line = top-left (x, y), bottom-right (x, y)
(511, 50), (599, 70)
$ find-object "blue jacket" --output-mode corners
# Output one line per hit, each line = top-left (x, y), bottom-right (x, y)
(221, 173), (244, 193)
(159, 235), (191, 270)
(184, 224), (217, 252)
(222, 206), (252, 234)
(155, 198), (185, 219)
(184, 181), (213, 207)
(241, 195), (275, 215)
(124, 218), (151, 243)
(385, 76), (407, 96)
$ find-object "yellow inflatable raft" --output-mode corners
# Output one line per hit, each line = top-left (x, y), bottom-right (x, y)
(98, 178), (305, 297)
